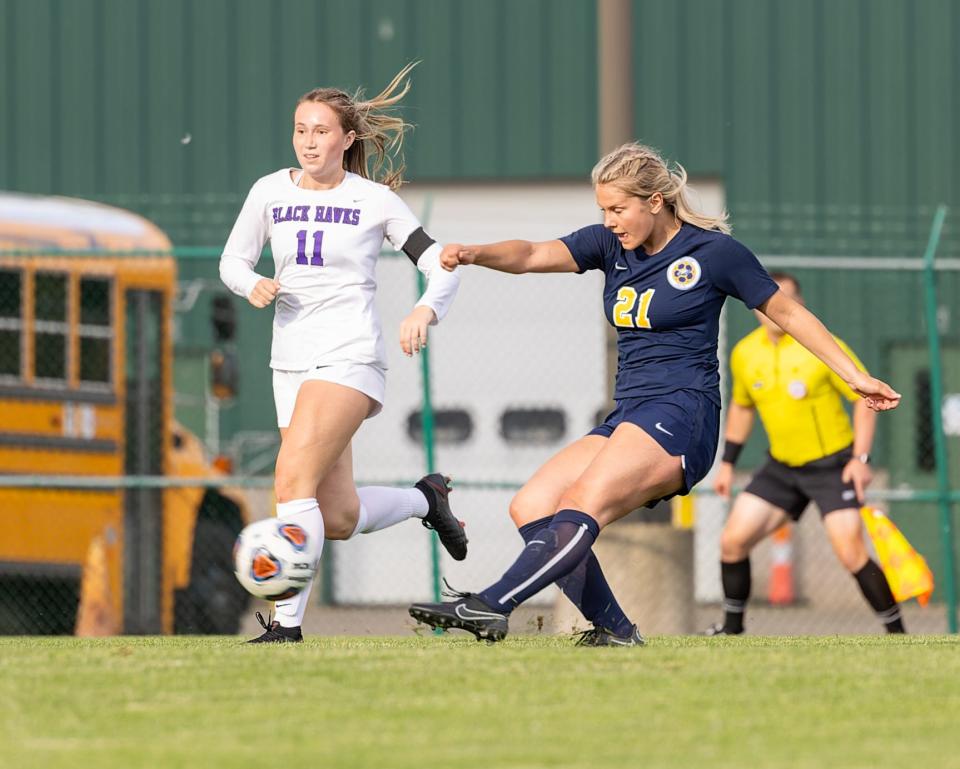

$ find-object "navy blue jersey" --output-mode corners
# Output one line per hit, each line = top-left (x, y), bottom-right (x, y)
(560, 223), (778, 404)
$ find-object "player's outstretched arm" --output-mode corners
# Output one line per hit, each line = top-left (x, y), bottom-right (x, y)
(758, 290), (901, 411)
(439, 239), (579, 274)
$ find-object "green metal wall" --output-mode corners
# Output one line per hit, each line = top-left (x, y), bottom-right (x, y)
(1, 0), (598, 244)
(3, 0), (956, 256)
(632, 0), (959, 259)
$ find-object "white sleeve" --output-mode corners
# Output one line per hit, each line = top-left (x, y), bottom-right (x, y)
(220, 182), (269, 299)
(381, 190), (460, 324)
(414, 244), (460, 324)
(382, 188), (421, 248)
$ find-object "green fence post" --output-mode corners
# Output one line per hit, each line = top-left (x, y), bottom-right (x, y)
(415, 196), (442, 604)
(921, 204), (957, 633)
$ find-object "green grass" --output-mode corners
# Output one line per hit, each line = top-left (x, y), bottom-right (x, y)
(2, 635), (959, 769)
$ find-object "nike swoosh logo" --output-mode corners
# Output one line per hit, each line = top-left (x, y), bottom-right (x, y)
(352, 198), (364, 202)
(614, 263), (627, 270)
(455, 604), (505, 621)
(654, 422), (674, 437)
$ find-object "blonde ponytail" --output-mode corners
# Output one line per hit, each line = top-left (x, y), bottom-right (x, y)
(591, 142), (731, 234)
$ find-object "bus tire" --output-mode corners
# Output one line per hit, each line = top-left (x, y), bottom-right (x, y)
(174, 516), (249, 634)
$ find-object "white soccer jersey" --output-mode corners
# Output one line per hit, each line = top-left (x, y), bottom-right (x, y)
(220, 169), (459, 371)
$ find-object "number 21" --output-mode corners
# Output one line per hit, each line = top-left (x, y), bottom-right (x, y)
(612, 287), (655, 328)
(296, 230), (324, 266)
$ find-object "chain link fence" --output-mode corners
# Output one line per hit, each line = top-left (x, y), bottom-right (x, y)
(1, 215), (958, 637)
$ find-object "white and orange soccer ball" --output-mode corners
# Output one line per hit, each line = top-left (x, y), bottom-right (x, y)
(233, 518), (319, 601)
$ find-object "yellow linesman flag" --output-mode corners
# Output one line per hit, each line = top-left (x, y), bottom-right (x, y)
(860, 507), (935, 606)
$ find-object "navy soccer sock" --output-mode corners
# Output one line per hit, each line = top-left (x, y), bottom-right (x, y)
(516, 517), (633, 636)
(478, 510), (601, 613)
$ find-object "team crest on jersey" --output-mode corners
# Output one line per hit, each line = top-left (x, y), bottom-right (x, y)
(667, 257), (701, 290)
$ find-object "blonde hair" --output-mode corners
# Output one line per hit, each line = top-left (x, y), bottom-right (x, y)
(297, 62), (417, 190)
(591, 142), (731, 234)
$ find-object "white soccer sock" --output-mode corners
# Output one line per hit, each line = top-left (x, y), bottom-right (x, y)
(273, 498), (324, 628)
(350, 486), (429, 537)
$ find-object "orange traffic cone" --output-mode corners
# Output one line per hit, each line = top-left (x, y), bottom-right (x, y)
(75, 534), (120, 636)
(768, 523), (795, 605)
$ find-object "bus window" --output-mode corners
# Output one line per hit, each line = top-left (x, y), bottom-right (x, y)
(34, 271), (68, 382)
(79, 277), (112, 385)
(0, 269), (21, 378)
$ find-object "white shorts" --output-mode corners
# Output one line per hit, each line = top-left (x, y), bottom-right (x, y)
(272, 363), (387, 428)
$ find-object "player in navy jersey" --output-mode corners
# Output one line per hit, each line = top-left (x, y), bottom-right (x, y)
(220, 64), (468, 643)
(408, 142), (900, 644)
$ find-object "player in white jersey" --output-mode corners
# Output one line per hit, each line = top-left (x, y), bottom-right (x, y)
(219, 63), (468, 642)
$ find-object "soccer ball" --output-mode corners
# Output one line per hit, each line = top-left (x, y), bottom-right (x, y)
(233, 518), (319, 600)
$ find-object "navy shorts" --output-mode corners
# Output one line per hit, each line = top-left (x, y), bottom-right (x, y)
(589, 389), (721, 506)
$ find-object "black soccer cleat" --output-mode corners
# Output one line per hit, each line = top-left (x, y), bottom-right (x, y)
(703, 622), (743, 637)
(574, 624), (646, 647)
(409, 586), (508, 642)
(246, 611), (303, 643)
(416, 473), (468, 561)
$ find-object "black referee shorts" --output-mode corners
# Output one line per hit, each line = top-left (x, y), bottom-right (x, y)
(743, 447), (860, 520)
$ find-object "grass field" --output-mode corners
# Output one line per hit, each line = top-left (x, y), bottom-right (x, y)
(3, 634), (959, 769)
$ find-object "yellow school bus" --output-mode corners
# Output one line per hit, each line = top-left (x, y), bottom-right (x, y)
(0, 192), (249, 634)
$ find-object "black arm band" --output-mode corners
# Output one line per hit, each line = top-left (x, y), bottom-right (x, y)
(401, 227), (436, 265)
(721, 441), (744, 465)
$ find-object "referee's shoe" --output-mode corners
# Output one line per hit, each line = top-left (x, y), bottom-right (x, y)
(409, 587), (508, 642)
(416, 474), (468, 561)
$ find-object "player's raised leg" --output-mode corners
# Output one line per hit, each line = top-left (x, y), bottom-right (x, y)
(822, 508), (905, 633)
(410, 423), (682, 641)
(704, 493), (789, 636)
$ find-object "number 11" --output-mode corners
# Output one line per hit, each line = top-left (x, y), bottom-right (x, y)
(296, 230), (324, 266)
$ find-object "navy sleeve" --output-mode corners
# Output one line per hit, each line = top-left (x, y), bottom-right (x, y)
(709, 238), (779, 309)
(559, 224), (611, 273)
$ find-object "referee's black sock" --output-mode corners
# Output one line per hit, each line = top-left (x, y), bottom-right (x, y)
(853, 559), (905, 633)
(721, 558), (751, 634)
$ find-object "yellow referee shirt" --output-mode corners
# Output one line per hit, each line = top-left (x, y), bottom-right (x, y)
(730, 326), (865, 467)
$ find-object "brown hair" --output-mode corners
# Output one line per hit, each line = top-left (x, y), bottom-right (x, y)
(297, 62), (417, 190)
(591, 142), (731, 234)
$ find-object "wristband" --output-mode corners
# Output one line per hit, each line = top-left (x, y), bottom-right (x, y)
(721, 441), (744, 465)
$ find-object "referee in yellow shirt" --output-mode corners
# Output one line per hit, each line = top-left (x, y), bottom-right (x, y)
(707, 272), (904, 634)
